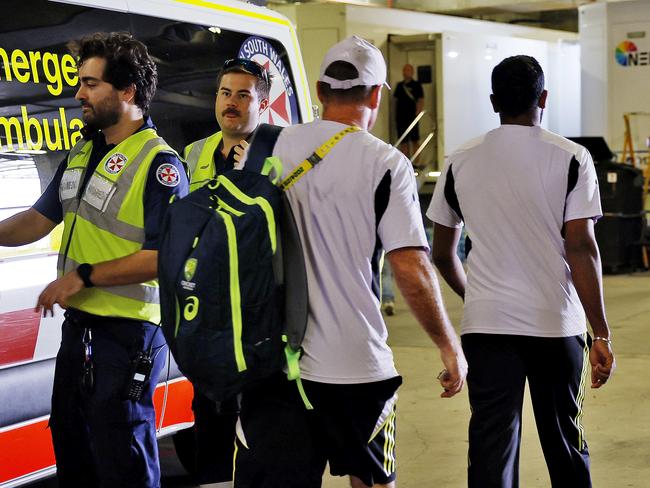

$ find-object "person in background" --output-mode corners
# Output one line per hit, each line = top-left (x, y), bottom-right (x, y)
(393, 63), (424, 160)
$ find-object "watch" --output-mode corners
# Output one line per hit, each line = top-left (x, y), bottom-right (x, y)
(76, 263), (95, 288)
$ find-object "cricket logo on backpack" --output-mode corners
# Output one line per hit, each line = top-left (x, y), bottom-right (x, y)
(182, 258), (197, 291)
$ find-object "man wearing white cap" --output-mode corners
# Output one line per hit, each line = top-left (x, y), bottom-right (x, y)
(233, 36), (467, 488)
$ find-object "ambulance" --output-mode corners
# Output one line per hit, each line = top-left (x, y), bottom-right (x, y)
(0, 0), (312, 485)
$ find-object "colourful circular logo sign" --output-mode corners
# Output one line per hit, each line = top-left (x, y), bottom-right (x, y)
(616, 40), (637, 66)
(238, 36), (300, 126)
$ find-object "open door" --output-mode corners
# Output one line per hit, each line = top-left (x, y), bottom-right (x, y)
(388, 33), (443, 171)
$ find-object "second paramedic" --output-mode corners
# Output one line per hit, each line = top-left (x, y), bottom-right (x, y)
(182, 57), (271, 488)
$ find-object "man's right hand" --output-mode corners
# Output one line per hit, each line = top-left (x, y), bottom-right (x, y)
(438, 345), (468, 398)
(36, 270), (84, 316)
(388, 247), (468, 398)
(233, 139), (249, 168)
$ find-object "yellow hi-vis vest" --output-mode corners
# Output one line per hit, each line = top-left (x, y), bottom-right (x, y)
(183, 131), (222, 192)
(57, 128), (177, 323)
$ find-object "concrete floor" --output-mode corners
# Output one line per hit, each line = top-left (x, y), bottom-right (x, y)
(28, 273), (650, 488)
(322, 272), (650, 488)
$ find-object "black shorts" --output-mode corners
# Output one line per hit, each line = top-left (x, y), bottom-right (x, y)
(233, 373), (402, 488)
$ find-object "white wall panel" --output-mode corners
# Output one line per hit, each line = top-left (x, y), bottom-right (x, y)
(547, 40), (581, 138)
(442, 33), (550, 154)
(609, 21), (650, 153)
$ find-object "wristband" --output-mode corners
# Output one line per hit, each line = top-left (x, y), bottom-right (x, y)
(593, 336), (612, 345)
(77, 263), (95, 288)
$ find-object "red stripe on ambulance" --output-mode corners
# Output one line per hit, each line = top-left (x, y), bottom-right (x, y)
(0, 309), (41, 367)
(0, 418), (54, 484)
(0, 380), (195, 485)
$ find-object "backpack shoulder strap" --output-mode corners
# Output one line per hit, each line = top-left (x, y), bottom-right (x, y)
(245, 124), (285, 175)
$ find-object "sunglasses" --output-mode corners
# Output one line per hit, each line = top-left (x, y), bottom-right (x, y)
(223, 58), (269, 84)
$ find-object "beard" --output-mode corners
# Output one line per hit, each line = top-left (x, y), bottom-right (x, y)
(81, 94), (121, 132)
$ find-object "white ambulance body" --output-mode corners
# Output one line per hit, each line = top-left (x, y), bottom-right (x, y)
(0, 1), (311, 485)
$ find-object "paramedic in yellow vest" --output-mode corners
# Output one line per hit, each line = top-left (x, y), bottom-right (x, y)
(0, 32), (188, 487)
(184, 58), (271, 192)
(182, 57), (271, 488)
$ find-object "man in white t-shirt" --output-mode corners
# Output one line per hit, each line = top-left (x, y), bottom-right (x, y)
(234, 36), (467, 488)
(427, 55), (616, 488)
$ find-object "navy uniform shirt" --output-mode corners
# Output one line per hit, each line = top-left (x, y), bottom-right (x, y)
(212, 138), (239, 175)
(33, 117), (188, 250)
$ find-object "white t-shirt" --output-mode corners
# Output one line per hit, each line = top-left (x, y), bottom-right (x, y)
(427, 125), (602, 338)
(272, 119), (428, 384)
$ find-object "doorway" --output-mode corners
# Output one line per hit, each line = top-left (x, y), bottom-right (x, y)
(388, 33), (442, 170)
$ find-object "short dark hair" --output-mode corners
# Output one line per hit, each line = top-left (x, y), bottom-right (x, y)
(317, 61), (374, 104)
(216, 63), (272, 100)
(491, 55), (544, 117)
(70, 32), (158, 114)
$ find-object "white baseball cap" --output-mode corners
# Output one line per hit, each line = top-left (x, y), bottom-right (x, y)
(318, 36), (390, 90)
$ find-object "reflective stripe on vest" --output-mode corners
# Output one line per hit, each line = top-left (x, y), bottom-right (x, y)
(184, 131), (222, 192)
(57, 128), (176, 322)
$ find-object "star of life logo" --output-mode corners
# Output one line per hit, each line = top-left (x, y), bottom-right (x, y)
(238, 36), (300, 126)
(156, 163), (180, 187)
(104, 153), (127, 174)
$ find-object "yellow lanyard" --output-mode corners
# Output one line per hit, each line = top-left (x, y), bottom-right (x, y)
(278, 126), (360, 191)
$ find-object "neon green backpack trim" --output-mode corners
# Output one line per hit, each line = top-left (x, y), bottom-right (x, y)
(217, 209), (247, 373)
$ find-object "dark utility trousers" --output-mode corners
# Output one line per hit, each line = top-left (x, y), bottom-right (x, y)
(49, 310), (167, 488)
(192, 391), (238, 484)
(462, 333), (592, 488)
